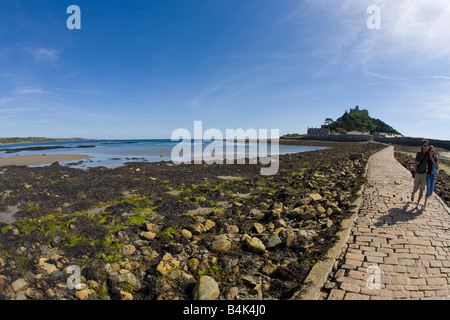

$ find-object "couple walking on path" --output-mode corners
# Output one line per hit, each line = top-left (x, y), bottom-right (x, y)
(411, 139), (440, 210)
(322, 144), (449, 300)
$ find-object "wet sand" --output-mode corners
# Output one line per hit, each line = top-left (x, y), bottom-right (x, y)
(0, 154), (92, 167)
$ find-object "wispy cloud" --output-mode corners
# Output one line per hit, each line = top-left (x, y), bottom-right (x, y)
(33, 48), (59, 63)
(55, 88), (103, 95)
(421, 92), (450, 121)
(9, 87), (102, 96)
(424, 75), (450, 81)
(292, 0), (450, 70)
(364, 71), (408, 81)
(187, 69), (288, 116)
(0, 97), (15, 106)
(10, 88), (52, 95)
(0, 107), (38, 114)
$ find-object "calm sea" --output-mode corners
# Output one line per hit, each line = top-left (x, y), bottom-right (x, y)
(0, 139), (328, 169)
(440, 152), (450, 159)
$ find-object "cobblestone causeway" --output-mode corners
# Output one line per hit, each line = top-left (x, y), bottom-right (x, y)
(322, 146), (450, 300)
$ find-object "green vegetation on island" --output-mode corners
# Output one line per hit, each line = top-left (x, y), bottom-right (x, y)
(282, 106), (402, 138)
(323, 107), (402, 135)
(280, 133), (307, 139)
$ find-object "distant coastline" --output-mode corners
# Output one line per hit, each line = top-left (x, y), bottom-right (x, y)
(0, 137), (93, 146)
(0, 138), (328, 169)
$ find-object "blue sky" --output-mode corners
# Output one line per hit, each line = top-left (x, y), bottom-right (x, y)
(0, 0), (449, 140)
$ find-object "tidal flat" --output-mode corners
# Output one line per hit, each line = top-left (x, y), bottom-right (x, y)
(0, 141), (384, 300)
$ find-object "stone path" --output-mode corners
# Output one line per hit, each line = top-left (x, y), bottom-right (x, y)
(322, 146), (450, 300)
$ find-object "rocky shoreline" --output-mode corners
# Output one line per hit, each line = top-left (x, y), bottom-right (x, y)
(0, 141), (384, 300)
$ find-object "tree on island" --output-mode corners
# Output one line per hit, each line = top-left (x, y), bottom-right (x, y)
(324, 118), (333, 127)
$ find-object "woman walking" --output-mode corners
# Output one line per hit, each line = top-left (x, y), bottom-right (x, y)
(424, 145), (439, 209)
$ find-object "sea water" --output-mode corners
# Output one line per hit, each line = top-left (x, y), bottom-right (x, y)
(0, 139), (328, 169)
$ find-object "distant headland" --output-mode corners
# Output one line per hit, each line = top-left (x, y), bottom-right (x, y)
(0, 137), (92, 146)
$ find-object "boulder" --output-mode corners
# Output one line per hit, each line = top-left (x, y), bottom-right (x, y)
(204, 219), (216, 232)
(37, 258), (58, 275)
(193, 276), (220, 300)
(349, 153), (363, 160)
(299, 208), (316, 220)
(226, 287), (239, 300)
(317, 206), (326, 216)
(261, 263), (278, 276)
(120, 244), (136, 256)
(265, 234), (282, 249)
(308, 193), (323, 202)
(298, 229), (317, 240)
(75, 289), (92, 300)
(326, 207), (334, 216)
(241, 275), (258, 287)
(298, 198), (311, 206)
(156, 253), (180, 275)
(246, 237), (266, 253)
(158, 270), (196, 294)
(188, 258), (200, 272)
(181, 229), (192, 239)
(253, 223), (265, 234)
(113, 271), (141, 289)
(285, 231), (296, 247)
(12, 278), (28, 293)
(120, 290), (133, 300)
(210, 239), (232, 252)
(142, 223), (154, 231)
(140, 231), (156, 240)
(287, 207), (303, 218)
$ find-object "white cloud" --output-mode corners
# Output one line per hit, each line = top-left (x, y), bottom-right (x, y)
(57, 88), (102, 95)
(295, 0), (450, 69)
(424, 75), (450, 81)
(0, 107), (37, 114)
(361, 0), (450, 64)
(10, 88), (52, 95)
(363, 71), (407, 81)
(421, 93), (450, 121)
(0, 97), (15, 106)
(33, 48), (59, 62)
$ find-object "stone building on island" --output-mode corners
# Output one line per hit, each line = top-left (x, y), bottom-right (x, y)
(349, 105), (368, 116)
(307, 127), (330, 137)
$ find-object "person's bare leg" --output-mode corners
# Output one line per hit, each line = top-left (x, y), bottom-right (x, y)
(411, 183), (418, 202)
(416, 189), (423, 209)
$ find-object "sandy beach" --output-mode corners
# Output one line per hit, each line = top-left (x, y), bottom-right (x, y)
(0, 154), (92, 167)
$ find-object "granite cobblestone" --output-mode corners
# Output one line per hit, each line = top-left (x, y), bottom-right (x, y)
(322, 146), (450, 300)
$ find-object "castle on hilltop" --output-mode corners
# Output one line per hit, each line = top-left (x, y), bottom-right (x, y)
(307, 105), (370, 138)
(348, 105), (368, 116)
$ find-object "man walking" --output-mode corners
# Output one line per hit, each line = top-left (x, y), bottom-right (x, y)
(411, 139), (429, 209)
